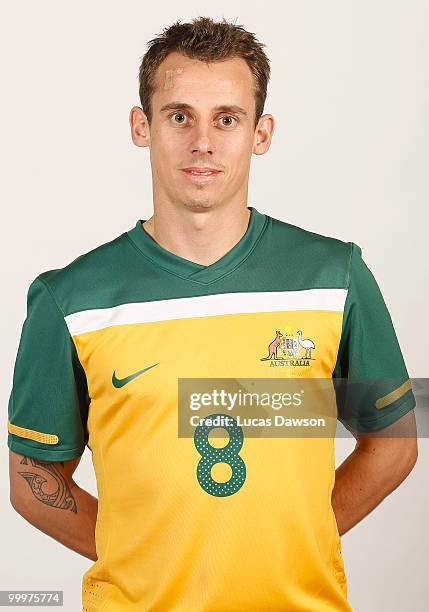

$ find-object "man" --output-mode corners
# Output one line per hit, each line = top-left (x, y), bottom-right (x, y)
(8, 16), (417, 611)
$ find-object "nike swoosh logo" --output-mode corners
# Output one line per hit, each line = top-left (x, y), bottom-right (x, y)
(112, 363), (159, 388)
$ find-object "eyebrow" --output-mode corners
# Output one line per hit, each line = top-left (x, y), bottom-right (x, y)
(159, 102), (248, 117)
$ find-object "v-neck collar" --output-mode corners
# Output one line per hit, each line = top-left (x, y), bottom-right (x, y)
(126, 206), (268, 284)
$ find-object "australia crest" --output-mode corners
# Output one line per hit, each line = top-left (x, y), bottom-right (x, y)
(260, 327), (316, 367)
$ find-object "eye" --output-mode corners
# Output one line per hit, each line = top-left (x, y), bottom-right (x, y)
(219, 115), (237, 128)
(170, 112), (188, 125)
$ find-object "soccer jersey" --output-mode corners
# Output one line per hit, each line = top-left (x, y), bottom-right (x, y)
(7, 207), (415, 611)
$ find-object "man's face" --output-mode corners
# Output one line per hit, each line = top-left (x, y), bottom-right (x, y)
(136, 51), (268, 211)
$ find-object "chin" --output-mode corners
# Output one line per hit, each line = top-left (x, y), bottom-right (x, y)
(183, 200), (216, 210)
(181, 198), (217, 211)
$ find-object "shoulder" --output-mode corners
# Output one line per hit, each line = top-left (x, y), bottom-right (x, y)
(32, 228), (131, 316)
(266, 212), (357, 289)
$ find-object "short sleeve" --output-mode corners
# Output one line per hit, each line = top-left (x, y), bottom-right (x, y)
(333, 242), (416, 432)
(7, 276), (90, 461)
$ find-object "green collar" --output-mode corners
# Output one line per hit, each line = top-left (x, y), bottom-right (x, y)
(126, 206), (268, 284)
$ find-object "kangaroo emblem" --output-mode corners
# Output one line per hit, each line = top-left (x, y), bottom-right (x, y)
(260, 330), (283, 360)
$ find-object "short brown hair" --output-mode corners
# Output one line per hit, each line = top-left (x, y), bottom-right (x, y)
(138, 16), (270, 128)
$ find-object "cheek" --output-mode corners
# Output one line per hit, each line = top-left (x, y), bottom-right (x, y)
(225, 140), (253, 173)
(151, 137), (179, 170)
(222, 132), (254, 157)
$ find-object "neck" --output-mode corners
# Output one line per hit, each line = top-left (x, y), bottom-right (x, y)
(142, 203), (251, 266)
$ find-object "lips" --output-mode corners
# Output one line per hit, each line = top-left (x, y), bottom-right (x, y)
(181, 168), (221, 176)
(180, 167), (222, 184)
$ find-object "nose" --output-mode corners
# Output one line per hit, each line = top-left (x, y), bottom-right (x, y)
(190, 124), (215, 156)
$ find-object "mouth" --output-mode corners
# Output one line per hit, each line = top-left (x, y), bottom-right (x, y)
(180, 168), (222, 183)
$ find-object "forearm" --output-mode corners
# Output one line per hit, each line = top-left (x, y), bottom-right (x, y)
(332, 437), (417, 535)
(9, 452), (98, 561)
(14, 482), (98, 561)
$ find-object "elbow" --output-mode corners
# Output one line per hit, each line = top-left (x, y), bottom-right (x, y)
(403, 440), (418, 475)
(9, 487), (30, 517)
(394, 438), (418, 486)
(10, 491), (24, 515)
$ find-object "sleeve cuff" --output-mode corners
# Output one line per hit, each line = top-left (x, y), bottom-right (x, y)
(339, 391), (416, 433)
(8, 436), (85, 462)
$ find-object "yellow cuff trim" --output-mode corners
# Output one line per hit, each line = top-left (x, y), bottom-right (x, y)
(7, 420), (59, 445)
(375, 379), (412, 410)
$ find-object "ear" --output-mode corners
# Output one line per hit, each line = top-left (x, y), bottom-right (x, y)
(130, 106), (151, 148)
(253, 114), (275, 155)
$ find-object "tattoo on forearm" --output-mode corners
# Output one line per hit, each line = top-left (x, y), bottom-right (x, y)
(18, 457), (77, 514)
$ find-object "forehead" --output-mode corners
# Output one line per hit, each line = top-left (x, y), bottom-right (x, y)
(151, 51), (255, 109)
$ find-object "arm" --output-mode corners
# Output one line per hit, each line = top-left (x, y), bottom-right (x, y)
(9, 449), (98, 561)
(332, 409), (418, 536)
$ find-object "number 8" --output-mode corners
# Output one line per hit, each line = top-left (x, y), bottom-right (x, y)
(194, 413), (246, 497)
